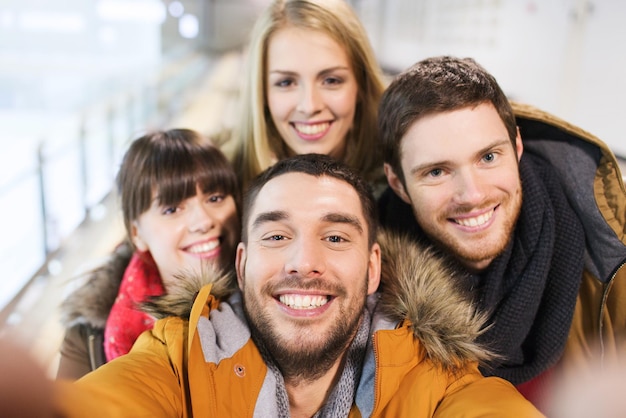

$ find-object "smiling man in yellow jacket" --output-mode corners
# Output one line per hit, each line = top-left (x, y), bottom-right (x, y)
(54, 153), (541, 417)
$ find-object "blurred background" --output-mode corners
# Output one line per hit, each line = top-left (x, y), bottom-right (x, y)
(0, 0), (624, 376)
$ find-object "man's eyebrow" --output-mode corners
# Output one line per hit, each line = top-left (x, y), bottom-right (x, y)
(409, 138), (511, 176)
(251, 210), (288, 230)
(476, 139), (512, 156)
(409, 160), (450, 176)
(322, 212), (363, 234)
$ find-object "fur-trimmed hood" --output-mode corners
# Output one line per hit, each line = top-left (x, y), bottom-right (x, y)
(376, 230), (495, 372)
(59, 241), (132, 329)
(141, 265), (238, 320)
(142, 229), (494, 372)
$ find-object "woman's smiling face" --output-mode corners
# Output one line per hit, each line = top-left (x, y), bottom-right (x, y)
(266, 26), (358, 160)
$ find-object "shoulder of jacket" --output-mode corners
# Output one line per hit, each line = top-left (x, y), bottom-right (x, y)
(142, 266), (238, 320)
(376, 229), (498, 372)
(59, 241), (133, 328)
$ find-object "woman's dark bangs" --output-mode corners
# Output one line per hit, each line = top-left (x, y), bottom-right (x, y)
(197, 158), (238, 196)
(153, 155), (199, 207)
(154, 152), (237, 206)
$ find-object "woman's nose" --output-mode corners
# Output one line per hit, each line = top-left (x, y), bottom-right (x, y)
(187, 202), (215, 234)
(296, 84), (323, 116)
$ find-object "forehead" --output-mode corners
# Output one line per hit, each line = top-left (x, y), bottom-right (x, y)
(400, 103), (509, 164)
(267, 26), (350, 72)
(248, 172), (364, 227)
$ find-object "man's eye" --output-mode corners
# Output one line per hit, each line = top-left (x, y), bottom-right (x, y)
(268, 235), (285, 241)
(327, 235), (344, 243)
(428, 168), (443, 177)
(483, 152), (496, 163)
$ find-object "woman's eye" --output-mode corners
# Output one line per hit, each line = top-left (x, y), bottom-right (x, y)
(208, 194), (225, 203)
(275, 78), (294, 88)
(324, 76), (343, 85)
(162, 206), (177, 215)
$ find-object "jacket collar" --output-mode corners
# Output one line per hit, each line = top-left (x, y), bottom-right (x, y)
(376, 229), (495, 371)
(513, 101), (626, 282)
(146, 229), (495, 372)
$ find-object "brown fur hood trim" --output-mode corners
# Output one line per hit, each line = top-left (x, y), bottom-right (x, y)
(377, 229), (497, 371)
(141, 264), (238, 320)
(135, 229), (494, 371)
(59, 241), (133, 328)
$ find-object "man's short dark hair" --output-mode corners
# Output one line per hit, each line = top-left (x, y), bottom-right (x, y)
(241, 154), (378, 247)
(378, 56), (517, 185)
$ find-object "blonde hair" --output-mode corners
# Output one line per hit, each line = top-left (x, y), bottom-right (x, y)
(232, 0), (385, 190)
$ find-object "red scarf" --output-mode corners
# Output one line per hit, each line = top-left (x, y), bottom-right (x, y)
(104, 251), (164, 362)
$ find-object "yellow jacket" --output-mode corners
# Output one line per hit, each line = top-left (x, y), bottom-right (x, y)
(55, 232), (542, 417)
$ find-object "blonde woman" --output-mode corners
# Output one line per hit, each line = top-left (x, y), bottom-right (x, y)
(231, 0), (386, 190)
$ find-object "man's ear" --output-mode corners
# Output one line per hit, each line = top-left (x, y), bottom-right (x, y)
(235, 242), (247, 290)
(367, 243), (381, 295)
(515, 127), (524, 161)
(384, 163), (411, 204)
(131, 221), (148, 252)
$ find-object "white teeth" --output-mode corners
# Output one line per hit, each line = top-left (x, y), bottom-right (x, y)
(294, 122), (329, 135)
(455, 211), (493, 227)
(279, 294), (329, 309)
(187, 240), (219, 254)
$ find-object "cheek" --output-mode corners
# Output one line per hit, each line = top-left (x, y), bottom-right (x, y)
(239, 257), (264, 293)
(332, 91), (357, 118)
(248, 251), (281, 277)
(267, 92), (291, 122)
(503, 170), (522, 192)
(223, 207), (241, 238)
(408, 187), (445, 217)
(135, 222), (160, 247)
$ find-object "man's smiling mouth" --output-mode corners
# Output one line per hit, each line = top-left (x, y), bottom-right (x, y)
(278, 294), (330, 309)
(451, 207), (497, 227)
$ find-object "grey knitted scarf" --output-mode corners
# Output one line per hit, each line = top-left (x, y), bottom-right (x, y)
(257, 309), (371, 418)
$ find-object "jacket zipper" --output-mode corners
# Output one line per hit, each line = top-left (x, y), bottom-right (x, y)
(372, 332), (381, 414)
(598, 258), (626, 366)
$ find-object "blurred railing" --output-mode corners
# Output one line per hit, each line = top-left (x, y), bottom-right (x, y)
(0, 49), (213, 324)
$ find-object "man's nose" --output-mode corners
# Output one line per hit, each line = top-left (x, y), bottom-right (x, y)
(284, 237), (326, 277)
(454, 169), (486, 205)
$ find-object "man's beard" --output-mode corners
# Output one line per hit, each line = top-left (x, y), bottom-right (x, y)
(419, 186), (523, 271)
(242, 277), (367, 386)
